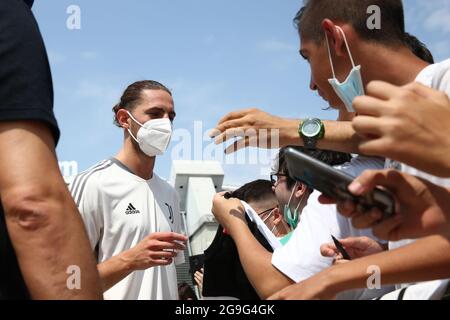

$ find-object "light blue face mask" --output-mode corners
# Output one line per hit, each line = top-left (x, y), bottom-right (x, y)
(283, 182), (305, 230)
(325, 26), (365, 113)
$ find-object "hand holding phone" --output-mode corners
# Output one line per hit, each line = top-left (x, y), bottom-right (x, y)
(285, 147), (395, 219)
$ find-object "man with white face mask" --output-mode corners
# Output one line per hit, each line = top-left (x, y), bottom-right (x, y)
(69, 80), (188, 300)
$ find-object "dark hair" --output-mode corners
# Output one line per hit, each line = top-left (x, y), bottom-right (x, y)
(112, 80), (172, 127)
(273, 147), (352, 189)
(294, 0), (405, 46)
(230, 180), (276, 204)
(178, 282), (197, 300)
(403, 32), (434, 64)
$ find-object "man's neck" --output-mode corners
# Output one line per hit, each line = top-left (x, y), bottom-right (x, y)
(360, 44), (431, 86)
(115, 138), (155, 180)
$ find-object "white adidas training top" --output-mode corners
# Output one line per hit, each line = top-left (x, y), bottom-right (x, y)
(69, 158), (184, 300)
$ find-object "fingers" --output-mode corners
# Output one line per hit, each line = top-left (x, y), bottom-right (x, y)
(224, 136), (252, 155)
(351, 208), (383, 229)
(371, 213), (403, 241)
(194, 271), (203, 286)
(152, 258), (174, 266)
(333, 259), (350, 265)
(338, 236), (370, 249)
(353, 95), (386, 117)
(320, 243), (338, 257)
(357, 137), (391, 157)
(194, 271), (203, 278)
(336, 200), (357, 218)
(365, 81), (401, 100)
(348, 170), (386, 195)
(213, 126), (247, 145)
(349, 169), (402, 196)
(216, 109), (254, 128)
(150, 240), (186, 251)
(318, 194), (337, 204)
(352, 115), (384, 138)
(212, 192), (228, 205)
(150, 250), (177, 260)
(402, 82), (437, 99)
(150, 232), (188, 243)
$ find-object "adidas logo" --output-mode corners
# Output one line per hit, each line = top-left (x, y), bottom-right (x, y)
(125, 203), (140, 215)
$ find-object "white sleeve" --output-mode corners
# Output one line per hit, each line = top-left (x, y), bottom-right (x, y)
(336, 156), (385, 177)
(172, 191), (185, 266)
(271, 191), (336, 282)
(69, 175), (103, 251)
(431, 59), (450, 97)
(271, 191), (385, 283)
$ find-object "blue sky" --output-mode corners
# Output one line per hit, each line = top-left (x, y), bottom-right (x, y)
(32, 0), (450, 186)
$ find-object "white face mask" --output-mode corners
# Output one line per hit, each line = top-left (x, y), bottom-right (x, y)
(325, 26), (365, 113)
(127, 111), (173, 157)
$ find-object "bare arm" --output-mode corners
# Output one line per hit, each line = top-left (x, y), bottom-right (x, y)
(210, 109), (360, 154)
(269, 235), (450, 299)
(0, 121), (103, 299)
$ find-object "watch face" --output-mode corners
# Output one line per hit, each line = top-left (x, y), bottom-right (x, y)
(302, 120), (321, 137)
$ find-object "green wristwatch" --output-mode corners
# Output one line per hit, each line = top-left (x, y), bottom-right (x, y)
(299, 118), (325, 149)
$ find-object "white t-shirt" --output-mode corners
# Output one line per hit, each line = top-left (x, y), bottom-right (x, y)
(272, 156), (392, 299)
(384, 59), (450, 297)
(69, 158), (185, 300)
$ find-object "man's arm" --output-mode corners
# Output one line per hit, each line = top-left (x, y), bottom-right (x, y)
(210, 109), (360, 154)
(0, 121), (103, 299)
(211, 194), (293, 299)
(269, 235), (450, 300)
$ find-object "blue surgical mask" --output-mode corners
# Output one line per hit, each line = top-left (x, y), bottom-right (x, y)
(283, 182), (305, 229)
(325, 26), (364, 113)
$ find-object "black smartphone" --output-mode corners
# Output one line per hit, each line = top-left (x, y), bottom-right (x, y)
(331, 235), (352, 260)
(285, 147), (395, 219)
(189, 254), (204, 284)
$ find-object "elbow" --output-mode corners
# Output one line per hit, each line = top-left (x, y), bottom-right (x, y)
(257, 283), (279, 300)
(2, 186), (67, 233)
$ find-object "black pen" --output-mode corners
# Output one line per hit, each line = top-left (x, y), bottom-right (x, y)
(331, 235), (352, 261)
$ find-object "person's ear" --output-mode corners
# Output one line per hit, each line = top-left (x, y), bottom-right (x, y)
(117, 109), (131, 129)
(295, 183), (307, 199)
(321, 19), (346, 57)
